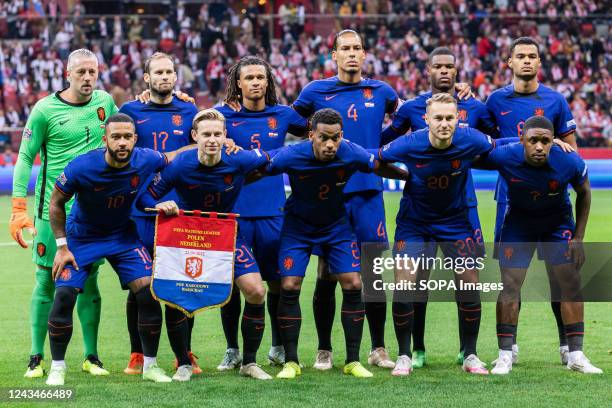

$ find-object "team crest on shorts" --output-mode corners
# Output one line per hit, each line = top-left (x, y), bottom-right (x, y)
(185, 256), (203, 279)
(451, 159), (461, 170)
(504, 246), (514, 260)
(172, 115), (183, 126)
(267, 117), (277, 130)
(458, 109), (468, 121)
(59, 268), (71, 281)
(395, 240), (406, 252)
(283, 256), (294, 271)
(37, 242), (46, 257)
(534, 108), (544, 116)
(363, 88), (373, 99)
(97, 107), (106, 121)
(130, 175), (140, 188)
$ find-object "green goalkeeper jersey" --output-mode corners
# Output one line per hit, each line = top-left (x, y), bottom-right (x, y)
(12, 89), (118, 220)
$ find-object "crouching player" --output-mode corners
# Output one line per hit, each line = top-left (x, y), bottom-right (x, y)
(262, 108), (409, 379)
(375, 93), (496, 376)
(138, 108), (274, 380)
(476, 116), (602, 375)
(46, 113), (191, 385)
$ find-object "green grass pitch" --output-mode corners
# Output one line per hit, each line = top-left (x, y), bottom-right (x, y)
(0, 192), (610, 407)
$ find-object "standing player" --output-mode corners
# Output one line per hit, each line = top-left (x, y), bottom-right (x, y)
(381, 47), (498, 367)
(292, 30), (472, 369)
(263, 109), (409, 379)
(10, 49), (117, 378)
(376, 93), (495, 376)
(475, 116), (602, 375)
(486, 37), (578, 364)
(291, 29), (398, 369)
(215, 56), (308, 369)
(138, 108), (275, 380)
(46, 113), (190, 385)
(119, 52), (200, 376)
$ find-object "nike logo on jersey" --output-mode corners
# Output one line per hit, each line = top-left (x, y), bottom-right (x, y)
(187, 184), (200, 190)
(136, 119), (150, 124)
(415, 163), (429, 168)
(232, 121), (246, 127)
(59, 119), (69, 125)
(298, 175), (311, 180)
(325, 94), (338, 101)
(510, 178), (523, 183)
(501, 111), (512, 116)
(93, 186), (107, 191)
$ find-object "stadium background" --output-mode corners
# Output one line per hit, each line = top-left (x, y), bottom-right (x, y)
(0, 1), (610, 406)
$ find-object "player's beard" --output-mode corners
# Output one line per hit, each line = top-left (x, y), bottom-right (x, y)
(108, 146), (133, 163)
(150, 83), (174, 98)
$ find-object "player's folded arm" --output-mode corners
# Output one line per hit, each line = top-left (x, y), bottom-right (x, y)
(373, 161), (409, 180)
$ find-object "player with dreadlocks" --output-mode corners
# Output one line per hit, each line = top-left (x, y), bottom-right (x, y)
(214, 56), (308, 370)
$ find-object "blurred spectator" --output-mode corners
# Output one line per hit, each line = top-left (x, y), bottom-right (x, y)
(0, 0), (609, 147)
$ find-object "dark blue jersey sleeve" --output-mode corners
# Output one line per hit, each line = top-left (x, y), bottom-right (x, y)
(265, 146), (293, 176)
(236, 148), (271, 174)
(347, 142), (379, 173)
(555, 96), (577, 138)
(292, 83), (316, 118)
(55, 160), (80, 197)
(382, 102), (412, 145)
(474, 101), (499, 137)
(138, 164), (177, 211)
(377, 135), (411, 163)
(287, 107), (309, 136)
(571, 153), (589, 186)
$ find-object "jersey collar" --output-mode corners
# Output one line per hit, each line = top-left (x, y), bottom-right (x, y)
(55, 88), (93, 107)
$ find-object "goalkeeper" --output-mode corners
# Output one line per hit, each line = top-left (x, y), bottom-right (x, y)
(10, 49), (117, 378)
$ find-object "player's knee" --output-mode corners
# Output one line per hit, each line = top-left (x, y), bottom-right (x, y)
(242, 283), (266, 304)
(50, 287), (78, 322)
(338, 273), (362, 291)
(281, 278), (302, 292)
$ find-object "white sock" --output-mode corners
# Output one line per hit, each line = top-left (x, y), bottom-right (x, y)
(51, 360), (66, 370)
(143, 356), (157, 370)
(560, 345), (569, 351)
(569, 350), (583, 361)
(499, 349), (513, 360)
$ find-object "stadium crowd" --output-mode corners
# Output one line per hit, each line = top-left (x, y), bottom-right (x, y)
(0, 0), (610, 148)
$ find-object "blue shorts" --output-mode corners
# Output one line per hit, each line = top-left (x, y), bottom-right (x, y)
(133, 215), (156, 255)
(497, 210), (575, 269)
(467, 205), (484, 245)
(313, 190), (388, 256)
(394, 211), (484, 260)
(56, 226), (152, 291)
(279, 215), (360, 277)
(238, 216), (282, 281)
(234, 235), (260, 279)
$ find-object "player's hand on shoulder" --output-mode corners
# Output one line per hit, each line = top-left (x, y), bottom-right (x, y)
(221, 99), (241, 112)
(224, 139), (242, 154)
(455, 83), (474, 100)
(175, 90), (195, 104)
(52, 245), (78, 280)
(135, 89), (150, 104)
(553, 138), (575, 153)
(155, 200), (179, 216)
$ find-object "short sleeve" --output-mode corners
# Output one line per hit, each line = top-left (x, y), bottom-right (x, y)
(146, 148), (168, 172)
(265, 146), (291, 176)
(471, 128), (495, 156)
(378, 135), (410, 163)
(571, 154), (588, 185)
(348, 142), (378, 173)
(381, 83), (399, 114)
(554, 96), (576, 138)
(55, 161), (79, 197)
(475, 102), (499, 137)
(390, 102), (412, 136)
(291, 83), (315, 118)
(238, 149), (270, 174)
(287, 108), (309, 135)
